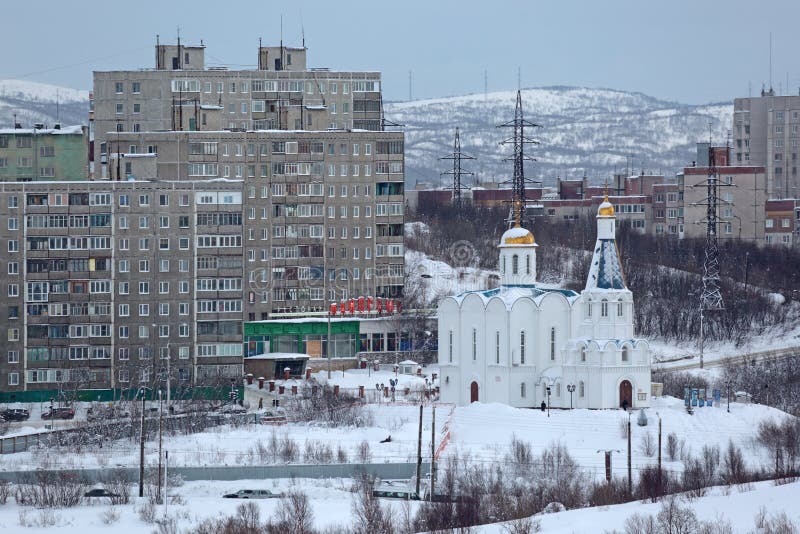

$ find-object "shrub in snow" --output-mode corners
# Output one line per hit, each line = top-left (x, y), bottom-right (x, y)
(666, 432), (679, 461)
(501, 516), (541, 534)
(637, 410), (648, 427)
(99, 507), (120, 525)
(656, 496), (697, 534)
(542, 502), (565, 514)
(639, 432), (656, 457)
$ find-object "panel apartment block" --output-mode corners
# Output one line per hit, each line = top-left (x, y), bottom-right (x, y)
(0, 126), (88, 182)
(0, 180), (244, 397)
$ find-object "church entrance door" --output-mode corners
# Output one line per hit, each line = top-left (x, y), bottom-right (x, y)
(619, 380), (632, 408)
(470, 381), (479, 403)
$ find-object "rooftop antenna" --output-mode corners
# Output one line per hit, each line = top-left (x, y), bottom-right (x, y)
(769, 32), (773, 93)
(300, 11), (305, 48)
(441, 128), (476, 210)
(497, 90), (542, 228)
(517, 67), (521, 90)
(280, 15), (284, 69)
(177, 26), (181, 69)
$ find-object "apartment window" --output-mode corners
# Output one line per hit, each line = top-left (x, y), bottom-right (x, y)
(115, 82), (123, 93)
(7, 262), (18, 275)
(115, 103), (124, 114)
(139, 259), (149, 273)
(118, 304), (129, 317)
(118, 281), (129, 295)
(159, 281), (169, 294)
(139, 281), (149, 294)
(139, 303), (149, 317)
(8, 240), (18, 253)
(8, 373), (19, 386)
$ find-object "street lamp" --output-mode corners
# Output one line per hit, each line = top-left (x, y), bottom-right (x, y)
(546, 386), (551, 418)
(567, 384), (576, 409)
(727, 381), (732, 413)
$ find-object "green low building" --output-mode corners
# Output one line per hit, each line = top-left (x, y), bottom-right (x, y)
(0, 125), (88, 182)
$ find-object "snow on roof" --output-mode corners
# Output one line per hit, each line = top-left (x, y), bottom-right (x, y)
(199, 104), (223, 110)
(0, 125), (83, 135)
(398, 360), (418, 366)
(246, 352), (309, 360)
(449, 285), (579, 309)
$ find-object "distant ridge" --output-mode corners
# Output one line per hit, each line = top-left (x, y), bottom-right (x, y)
(0, 80), (731, 185)
(385, 86), (731, 187)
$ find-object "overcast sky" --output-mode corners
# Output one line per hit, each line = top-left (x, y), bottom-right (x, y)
(2, 0), (798, 104)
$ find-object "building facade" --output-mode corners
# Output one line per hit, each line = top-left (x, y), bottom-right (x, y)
(0, 180), (245, 400)
(0, 126), (88, 182)
(733, 92), (800, 199)
(437, 198), (651, 409)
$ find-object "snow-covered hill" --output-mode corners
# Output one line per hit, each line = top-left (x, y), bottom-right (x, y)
(0, 79), (88, 128)
(385, 86), (731, 186)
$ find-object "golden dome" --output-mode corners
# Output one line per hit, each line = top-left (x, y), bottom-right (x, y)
(500, 226), (536, 246)
(598, 195), (615, 216)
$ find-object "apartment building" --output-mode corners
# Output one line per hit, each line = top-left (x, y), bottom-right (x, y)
(91, 42), (383, 180)
(91, 42), (404, 319)
(733, 92), (800, 199)
(0, 180), (244, 400)
(0, 126), (88, 182)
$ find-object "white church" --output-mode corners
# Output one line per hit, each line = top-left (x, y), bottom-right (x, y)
(437, 197), (651, 409)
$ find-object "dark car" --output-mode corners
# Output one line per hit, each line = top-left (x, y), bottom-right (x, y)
(42, 407), (75, 420)
(1, 408), (30, 421)
(223, 489), (282, 499)
(84, 488), (121, 498)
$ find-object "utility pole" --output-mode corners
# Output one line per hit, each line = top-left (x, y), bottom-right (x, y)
(416, 404), (423, 498)
(440, 128), (476, 211)
(164, 450), (168, 518)
(430, 404), (436, 501)
(657, 413), (662, 474)
(157, 390), (164, 504)
(627, 412), (632, 496)
(139, 388), (146, 498)
(497, 90), (542, 229)
(598, 449), (620, 484)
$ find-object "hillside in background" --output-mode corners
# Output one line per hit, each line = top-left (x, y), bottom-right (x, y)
(386, 87), (731, 186)
(0, 80), (88, 129)
(0, 80), (732, 186)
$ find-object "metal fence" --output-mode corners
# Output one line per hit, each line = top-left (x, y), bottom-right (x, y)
(0, 462), (430, 484)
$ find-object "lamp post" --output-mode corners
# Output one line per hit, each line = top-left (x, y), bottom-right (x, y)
(727, 381), (731, 413)
(546, 386), (551, 418)
(327, 309), (332, 379)
(567, 384), (576, 409)
(138, 386), (149, 498)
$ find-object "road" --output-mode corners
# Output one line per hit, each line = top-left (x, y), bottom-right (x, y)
(656, 346), (800, 371)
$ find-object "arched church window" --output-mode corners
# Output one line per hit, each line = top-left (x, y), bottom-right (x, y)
(579, 381), (585, 397)
(581, 347), (587, 362)
(521, 382), (526, 398)
(512, 255), (519, 275)
(448, 330), (453, 363)
(502, 256), (506, 274)
(622, 347), (629, 362)
(601, 299), (609, 317)
(550, 327), (556, 361)
(526, 254), (531, 275)
(495, 331), (500, 364)
(617, 299), (624, 317)
(472, 328), (477, 361)
(520, 330), (526, 364)
(556, 383), (561, 397)
(586, 299), (592, 318)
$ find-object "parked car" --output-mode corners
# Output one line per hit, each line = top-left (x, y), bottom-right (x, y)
(86, 405), (130, 422)
(0, 408), (30, 421)
(218, 403), (247, 414)
(223, 489), (282, 499)
(41, 407), (75, 420)
(84, 488), (121, 498)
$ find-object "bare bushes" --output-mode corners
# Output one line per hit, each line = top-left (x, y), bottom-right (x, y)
(15, 471), (87, 508)
(291, 386), (374, 428)
(351, 475), (395, 534)
(756, 419), (800, 475)
(99, 468), (132, 505)
(754, 506), (800, 534)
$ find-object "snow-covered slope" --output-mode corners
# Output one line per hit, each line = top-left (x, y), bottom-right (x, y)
(0, 79), (88, 128)
(385, 86), (730, 186)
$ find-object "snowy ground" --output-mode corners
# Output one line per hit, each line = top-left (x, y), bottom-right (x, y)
(479, 480), (800, 533)
(0, 383), (797, 532)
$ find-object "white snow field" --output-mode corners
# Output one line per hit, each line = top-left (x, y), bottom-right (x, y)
(0, 380), (796, 532)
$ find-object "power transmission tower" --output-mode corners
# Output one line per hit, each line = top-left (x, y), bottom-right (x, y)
(692, 144), (731, 369)
(497, 90), (542, 227)
(440, 128), (475, 209)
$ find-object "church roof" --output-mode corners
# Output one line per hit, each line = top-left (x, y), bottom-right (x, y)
(499, 226), (536, 247)
(585, 239), (626, 290)
(450, 285), (579, 309)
